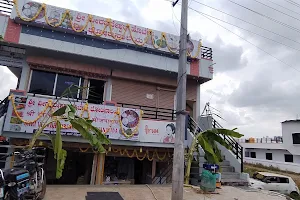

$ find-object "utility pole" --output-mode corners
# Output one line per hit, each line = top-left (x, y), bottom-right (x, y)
(172, 0), (188, 200)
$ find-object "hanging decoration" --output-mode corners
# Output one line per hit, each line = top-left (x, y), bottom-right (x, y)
(8, 94), (53, 124)
(12, 0), (202, 59)
(111, 148), (172, 161)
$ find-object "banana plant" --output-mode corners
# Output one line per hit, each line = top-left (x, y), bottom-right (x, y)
(184, 128), (243, 184)
(27, 86), (110, 179)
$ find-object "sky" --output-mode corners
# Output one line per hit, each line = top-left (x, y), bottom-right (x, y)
(1, 0), (300, 138)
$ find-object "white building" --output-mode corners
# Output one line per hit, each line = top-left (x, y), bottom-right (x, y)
(238, 120), (300, 173)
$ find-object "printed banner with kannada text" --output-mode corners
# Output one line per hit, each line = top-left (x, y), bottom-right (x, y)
(12, 0), (201, 58)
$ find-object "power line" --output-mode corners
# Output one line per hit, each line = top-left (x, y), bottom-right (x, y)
(227, 0), (300, 34)
(265, 0), (300, 17)
(251, 0), (300, 22)
(188, 7), (300, 73)
(284, 0), (300, 8)
(194, 10), (300, 52)
(191, 0), (300, 46)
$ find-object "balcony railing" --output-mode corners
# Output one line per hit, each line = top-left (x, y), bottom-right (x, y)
(0, 96), (9, 119)
(201, 46), (213, 60)
(117, 103), (175, 121)
(0, 0), (12, 15)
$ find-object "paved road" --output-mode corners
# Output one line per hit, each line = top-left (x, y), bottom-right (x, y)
(43, 185), (289, 200)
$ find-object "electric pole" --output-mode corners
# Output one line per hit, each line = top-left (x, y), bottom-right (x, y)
(172, 0), (188, 200)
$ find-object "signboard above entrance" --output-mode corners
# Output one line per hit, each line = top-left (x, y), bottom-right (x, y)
(3, 95), (141, 141)
(3, 95), (175, 144)
(11, 0), (202, 59)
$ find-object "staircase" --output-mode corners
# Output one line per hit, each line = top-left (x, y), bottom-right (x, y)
(185, 103), (249, 186)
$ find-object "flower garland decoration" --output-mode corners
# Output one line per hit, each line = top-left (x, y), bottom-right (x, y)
(9, 94), (53, 124)
(111, 148), (169, 161)
(12, 0), (202, 58)
(80, 102), (90, 119)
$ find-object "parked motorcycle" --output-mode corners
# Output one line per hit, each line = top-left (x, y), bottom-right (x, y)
(0, 147), (46, 200)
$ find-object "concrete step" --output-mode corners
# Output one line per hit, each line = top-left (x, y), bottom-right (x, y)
(221, 166), (235, 172)
(221, 178), (249, 186)
(221, 172), (240, 179)
(220, 160), (230, 166)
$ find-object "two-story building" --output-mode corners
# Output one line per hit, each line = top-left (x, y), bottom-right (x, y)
(238, 120), (300, 173)
(0, 0), (214, 185)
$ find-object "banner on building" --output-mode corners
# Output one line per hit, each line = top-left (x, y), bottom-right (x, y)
(3, 96), (141, 141)
(11, 0), (201, 58)
(139, 119), (176, 144)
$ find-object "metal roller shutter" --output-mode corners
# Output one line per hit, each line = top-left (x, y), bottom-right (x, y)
(112, 79), (157, 107)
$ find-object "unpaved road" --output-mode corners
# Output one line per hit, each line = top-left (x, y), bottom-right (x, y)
(43, 185), (289, 200)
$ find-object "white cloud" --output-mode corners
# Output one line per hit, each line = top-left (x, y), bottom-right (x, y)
(2, 0), (299, 138)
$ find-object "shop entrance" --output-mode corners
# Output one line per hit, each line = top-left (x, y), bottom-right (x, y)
(103, 156), (152, 184)
(134, 158), (152, 184)
(45, 149), (94, 184)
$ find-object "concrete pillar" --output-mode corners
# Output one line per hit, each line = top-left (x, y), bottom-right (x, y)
(18, 63), (30, 91)
(4, 140), (13, 169)
(104, 78), (112, 101)
(195, 82), (201, 121)
(152, 160), (156, 179)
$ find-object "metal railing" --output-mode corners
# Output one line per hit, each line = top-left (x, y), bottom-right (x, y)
(0, 0), (13, 15)
(212, 118), (244, 172)
(186, 114), (244, 172)
(237, 137), (283, 144)
(118, 103), (175, 121)
(201, 46), (213, 60)
(152, 161), (173, 184)
(0, 96), (9, 119)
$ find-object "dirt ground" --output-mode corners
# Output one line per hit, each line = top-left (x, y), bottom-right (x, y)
(43, 185), (289, 200)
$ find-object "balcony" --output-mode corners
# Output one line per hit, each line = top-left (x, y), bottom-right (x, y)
(0, 0), (213, 82)
(0, 91), (178, 148)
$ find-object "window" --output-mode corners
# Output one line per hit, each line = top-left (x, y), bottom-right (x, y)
(266, 153), (272, 160)
(29, 70), (82, 98)
(245, 151), (250, 157)
(55, 74), (81, 98)
(285, 154), (293, 163)
(292, 133), (300, 144)
(250, 152), (256, 158)
(278, 177), (289, 183)
(264, 176), (278, 183)
(29, 70), (56, 96)
(87, 79), (105, 104)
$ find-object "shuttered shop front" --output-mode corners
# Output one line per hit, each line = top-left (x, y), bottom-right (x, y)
(111, 79), (176, 109)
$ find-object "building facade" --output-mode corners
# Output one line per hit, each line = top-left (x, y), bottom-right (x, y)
(0, 0), (214, 185)
(238, 120), (300, 173)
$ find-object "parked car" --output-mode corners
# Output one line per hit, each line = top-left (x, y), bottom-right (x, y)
(249, 172), (299, 196)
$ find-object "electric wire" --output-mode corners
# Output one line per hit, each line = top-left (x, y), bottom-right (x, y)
(188, 7), (300, 73)
(190, 0), (300, 46)
(264, 0), (300, 17)
(193, 10), (300, 52)
(227, 0), (300, 34)
(284, 0), (300, 8)
(251, 0), (300, 22)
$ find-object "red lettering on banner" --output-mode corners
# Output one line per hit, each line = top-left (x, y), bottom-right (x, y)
(27, 110), (35, 117)
(27, 99), (35, 107)
(24, 122), (36, 127)
(145, 125), (159, 134)
(100, 127), (118, 134)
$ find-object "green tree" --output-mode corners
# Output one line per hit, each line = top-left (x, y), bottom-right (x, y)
(184, 128), (243, 184)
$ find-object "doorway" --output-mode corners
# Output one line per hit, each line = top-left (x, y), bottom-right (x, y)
(87, 79), (105, 104)
(45, 149), (94, 184)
